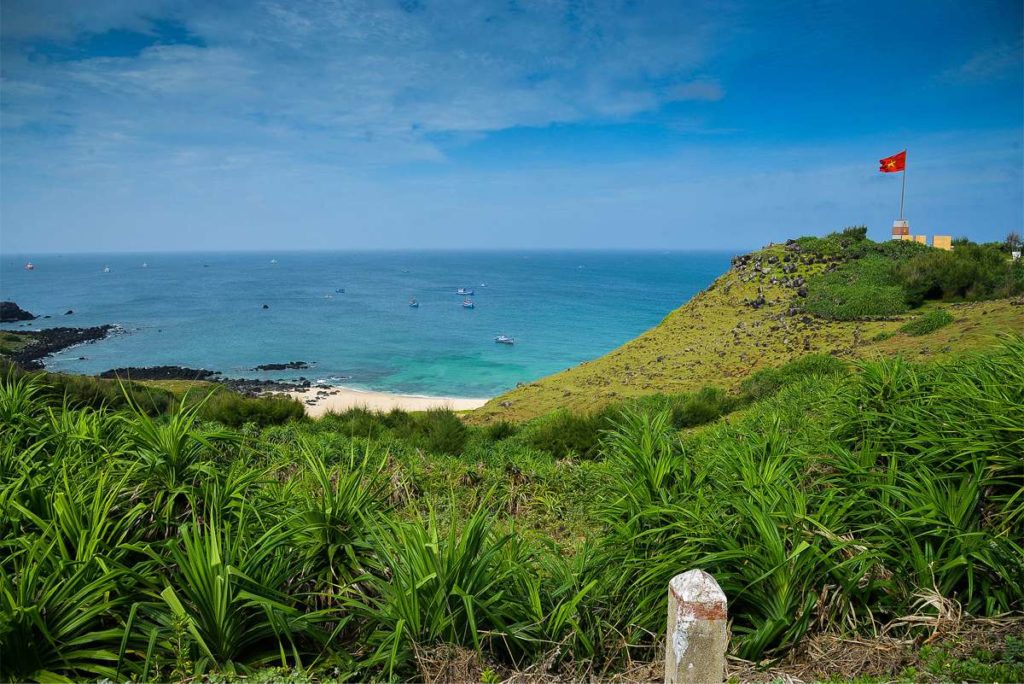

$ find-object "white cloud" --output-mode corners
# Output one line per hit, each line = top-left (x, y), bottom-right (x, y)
(666, 80), (724, 102)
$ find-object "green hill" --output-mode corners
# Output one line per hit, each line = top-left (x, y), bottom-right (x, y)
(473, 230), (1024, 423)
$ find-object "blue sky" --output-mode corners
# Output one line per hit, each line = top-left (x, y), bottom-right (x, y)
(1, 0), (1021, 252)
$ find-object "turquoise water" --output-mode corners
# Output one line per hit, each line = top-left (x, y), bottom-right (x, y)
(1, 251), (730, 397)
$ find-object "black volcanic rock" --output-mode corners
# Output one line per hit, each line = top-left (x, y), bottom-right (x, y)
(1, 301), (37, 322)
(7, 325), (115, 370)
(99, 366), (221, 382)
(252, 361), (309, 371)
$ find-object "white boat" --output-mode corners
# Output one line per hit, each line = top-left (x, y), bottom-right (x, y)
(462, 299), (475, 309)
(457, 287), (474, 295)
(142, 262), (148, 268)
(270, 259), (278, 264)
(494, 335), (514, 345)
(103, 266), (111, 273)
(24, 262), (34, 271)
(409, 298), (419, 308)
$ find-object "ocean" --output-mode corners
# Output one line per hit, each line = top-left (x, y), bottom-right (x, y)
(1, 251), (731, 397)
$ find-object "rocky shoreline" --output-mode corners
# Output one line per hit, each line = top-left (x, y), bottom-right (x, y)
(5, 325), (118, 370)
(98, 365), (312, 396)
(2, 301), (314, 396)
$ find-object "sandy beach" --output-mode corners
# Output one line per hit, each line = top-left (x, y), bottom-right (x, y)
(288, 386), (489, 417)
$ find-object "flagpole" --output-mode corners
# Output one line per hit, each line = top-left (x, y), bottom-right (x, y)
(899, 150), (907, 219)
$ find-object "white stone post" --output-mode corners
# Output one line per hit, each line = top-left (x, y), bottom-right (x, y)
(665, 569), (728, 684)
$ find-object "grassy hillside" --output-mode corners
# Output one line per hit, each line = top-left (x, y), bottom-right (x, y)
(473, 231), (1024, 423)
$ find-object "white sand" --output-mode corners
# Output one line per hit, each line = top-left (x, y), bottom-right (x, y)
(287, 386), (489, 417)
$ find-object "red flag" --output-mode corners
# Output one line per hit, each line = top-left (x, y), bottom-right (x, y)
(879, 150), (906, 173)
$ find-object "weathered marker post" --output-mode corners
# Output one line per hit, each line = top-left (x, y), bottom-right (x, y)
(665, 570), (728, 684)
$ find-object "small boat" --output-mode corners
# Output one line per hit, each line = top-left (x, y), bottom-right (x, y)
(480, 283), (487, 287)
(270, 259), (278, 264)
(494, 335), (514, 345)
(457, 287), (474, 296)
(102, 266), (111, 273)
(142, 262), (148, 268)
(462, 299), (475, 309)
(24, 262), (34, 271)
(335, 288), (345, 294)
(409, 298), (419, 308)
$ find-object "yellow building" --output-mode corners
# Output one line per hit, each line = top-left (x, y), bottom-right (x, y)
(914, 235), (927, 244)
(933, 235), (953, 251)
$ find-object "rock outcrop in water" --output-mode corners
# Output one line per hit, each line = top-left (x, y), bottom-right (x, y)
(1, 301), (37, 322)
(99, 366), (222, 381)
(252, 361), (309, 371)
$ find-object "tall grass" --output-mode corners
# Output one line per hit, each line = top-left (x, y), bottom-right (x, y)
(2, 338), (1022, 680)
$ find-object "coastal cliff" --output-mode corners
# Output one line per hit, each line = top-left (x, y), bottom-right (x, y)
(473, 234), (1024, 422)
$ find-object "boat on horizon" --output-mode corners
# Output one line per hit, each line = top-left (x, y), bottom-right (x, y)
(270, 259), (278, 264)
(457, 287), (474, 295)
(462, 298), (475, 309)
(335, 288), (345, 293)
(142, 262), (148, 268)
(103, 266), (111, 273)
(494, 335), (514, 345)
(24, 262), (34, 271)
(409, 298), (419, 308)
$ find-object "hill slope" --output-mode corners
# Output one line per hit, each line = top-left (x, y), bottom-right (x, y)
(473, 238), (1023, 422)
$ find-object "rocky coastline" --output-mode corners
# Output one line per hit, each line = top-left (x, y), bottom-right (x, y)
(1, 301), (313, 396)
(98, 365), (312, 396)
(5, 325), (118, 370)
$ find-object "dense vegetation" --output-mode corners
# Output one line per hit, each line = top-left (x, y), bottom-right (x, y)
(801, 228), (1024, 320)
(0, 361), (304, 427)
(3, 337), (1022, 681)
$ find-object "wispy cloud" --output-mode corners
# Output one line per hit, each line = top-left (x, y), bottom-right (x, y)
(941, 39), (1023, 83)
(1, 0), (725, 178)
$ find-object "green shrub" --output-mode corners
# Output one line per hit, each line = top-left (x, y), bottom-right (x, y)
(485, 420), (517, 442)
(196, 390), (305, 427)
(405, 408), (468, 456)
(670, 386), (738, 428)
(898, 309), (954, 336)
(523, 407), (616, 459)
(804, 256), (910, 319)
(740, 353), (848, 401)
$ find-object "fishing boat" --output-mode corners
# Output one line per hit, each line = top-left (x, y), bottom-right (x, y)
(462, 299), (475, 309)
(270, 258), (278, 264)
(409, 298), (419, 308)
(494, 335), (514, 345)
(103, 266), (111, 273)
(24, 262), (34, 271)
(456, 287), (474, 296)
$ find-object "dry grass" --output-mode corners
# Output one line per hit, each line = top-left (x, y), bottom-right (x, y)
(412, 612), (1023, 684)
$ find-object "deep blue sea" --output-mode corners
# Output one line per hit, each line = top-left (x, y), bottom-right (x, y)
(0, 251), (730, 397)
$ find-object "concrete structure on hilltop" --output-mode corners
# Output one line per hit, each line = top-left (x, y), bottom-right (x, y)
(890, 220), (952, 250)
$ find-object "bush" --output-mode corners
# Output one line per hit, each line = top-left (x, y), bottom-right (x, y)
(899, 309), (954, 336)
(670, 386), (738, 428)
(197, 390), (305, 427)
(524, 407), (615, 459)
(804, 256), (910, 319)
(406, 408), (468, 456)
(895, 242), (1024, 305)
(740, 353), (849, 402)
(485, 420), (517, 442)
